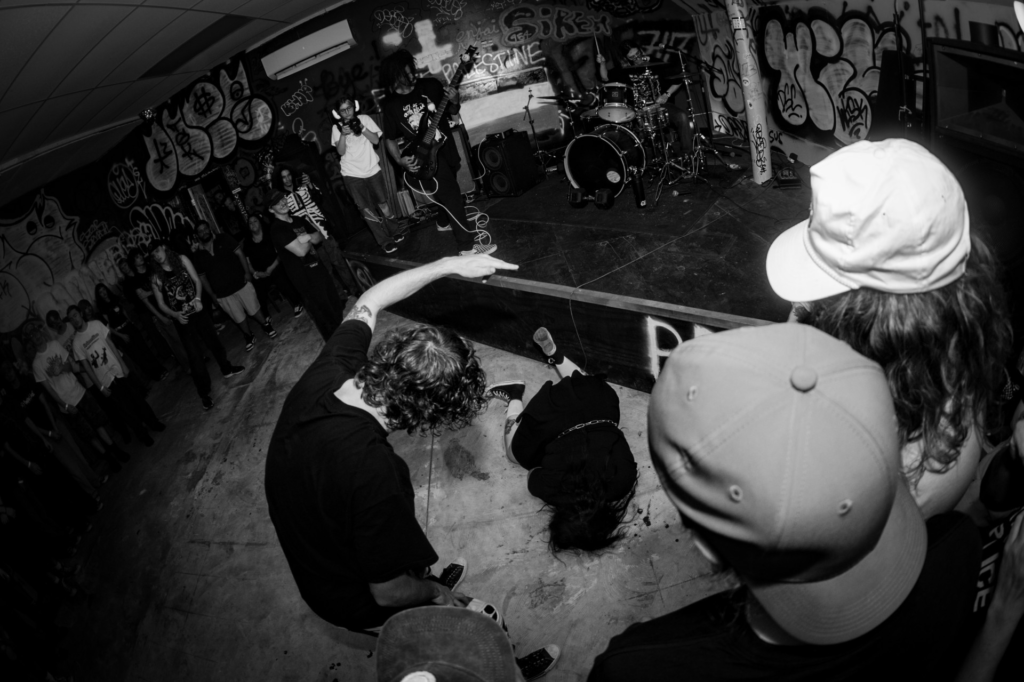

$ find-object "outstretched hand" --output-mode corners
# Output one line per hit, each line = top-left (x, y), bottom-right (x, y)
(446, 254), (518, 280)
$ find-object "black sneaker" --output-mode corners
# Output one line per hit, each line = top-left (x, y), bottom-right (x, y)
(262, 321), (277, 339)
(244, 333), (255, 352)
(293, 305), (304, 318)
(394, 231), (408, 243)
(383, 241), (398, 254)
(202, 395), (214, 410)
(486, 381), (526, 404)
(516, 646), (560, 681)
(222, 365), (245, 378)
(437, 557), (467, 592)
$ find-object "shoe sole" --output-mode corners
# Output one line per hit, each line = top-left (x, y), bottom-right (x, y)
(532, 327), (557, 356)
(486, 381), (525, 395)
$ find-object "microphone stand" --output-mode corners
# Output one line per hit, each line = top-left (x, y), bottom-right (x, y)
(523, 89), (552, 168)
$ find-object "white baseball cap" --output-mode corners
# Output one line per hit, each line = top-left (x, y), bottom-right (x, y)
(766, 139), (970, 302)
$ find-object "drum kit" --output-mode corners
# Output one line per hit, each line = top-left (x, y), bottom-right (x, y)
(538, 53), (728, 210)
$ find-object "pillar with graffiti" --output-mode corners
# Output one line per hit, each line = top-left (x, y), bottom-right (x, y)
(726, 0), (771, 184)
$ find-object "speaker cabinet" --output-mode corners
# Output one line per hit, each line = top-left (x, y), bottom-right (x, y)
(476, 130), (541, 197)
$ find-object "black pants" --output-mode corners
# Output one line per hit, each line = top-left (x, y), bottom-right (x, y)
(115, 324), (165, 380)
(252, 270), (302, 313)
(174, 308), (232, 398)
(99, 374), (162, 439)
(406, 151), (474, 251)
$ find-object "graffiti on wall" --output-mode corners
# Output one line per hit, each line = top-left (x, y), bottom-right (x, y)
(761, 8), (908, 145)
(588, 0), (663, 19)
(499, 4), (613, 46)
(144, 61), (274, 193)
(427, 0), (468, 27)
(107, 158), (148, 210)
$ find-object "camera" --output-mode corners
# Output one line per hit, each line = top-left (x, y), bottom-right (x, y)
(345, 116), (363, 136)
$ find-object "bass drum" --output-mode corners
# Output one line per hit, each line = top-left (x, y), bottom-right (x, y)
(564, 124), (646, 198)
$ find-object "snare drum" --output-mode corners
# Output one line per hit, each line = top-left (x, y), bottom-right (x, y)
(597, 83), (635, 123)
(564, 124), (646, 197)
(636, 103), (669, 132)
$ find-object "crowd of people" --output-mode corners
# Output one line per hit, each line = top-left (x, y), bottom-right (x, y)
(4, 60), (1024, 682)
(263, 138), (1024, 682)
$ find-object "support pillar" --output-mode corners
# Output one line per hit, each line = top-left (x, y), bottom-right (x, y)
(727, 0), (772, 185)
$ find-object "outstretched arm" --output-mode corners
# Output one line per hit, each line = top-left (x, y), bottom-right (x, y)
(344, 255), (519, 332)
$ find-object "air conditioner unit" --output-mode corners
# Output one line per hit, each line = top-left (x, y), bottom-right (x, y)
(261, 19), (354, 80)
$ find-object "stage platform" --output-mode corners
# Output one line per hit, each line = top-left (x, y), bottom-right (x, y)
(340, 161), (812, 392)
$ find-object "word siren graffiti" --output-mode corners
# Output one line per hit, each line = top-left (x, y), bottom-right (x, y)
(145, 61), (274, 193)
(499, 4), (613, 46)
(761, 10), (908, 145)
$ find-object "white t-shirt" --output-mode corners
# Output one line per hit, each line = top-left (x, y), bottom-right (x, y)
(72, 320), (125, 389)
(33, 340), (86, 407)
(330, 114), (382, 179)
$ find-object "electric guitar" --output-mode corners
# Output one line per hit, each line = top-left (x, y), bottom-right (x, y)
(401, 45), (478, 181)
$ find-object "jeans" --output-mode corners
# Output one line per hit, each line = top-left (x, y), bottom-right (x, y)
(343, 171), (401, 247)
(405, 150), (475, 251)
(174, 308), (232, 398)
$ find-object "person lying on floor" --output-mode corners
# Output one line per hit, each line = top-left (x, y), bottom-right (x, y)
(489, 328), (637, 554)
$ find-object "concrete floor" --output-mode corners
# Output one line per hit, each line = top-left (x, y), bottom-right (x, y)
(59, 304), (731, 682)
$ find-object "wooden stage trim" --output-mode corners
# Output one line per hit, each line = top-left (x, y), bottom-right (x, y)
(342, 254), (768, 394)
(341, 252), (770, 331)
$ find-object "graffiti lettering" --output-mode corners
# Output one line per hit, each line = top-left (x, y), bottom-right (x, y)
(768, 128), (782, 145)
(776, 82), (804, 121)
(447, 42), (545, 81)
(76, 219), (119, 259)
(281, 78), (315, 117)
(291, 117), (321, 152)
(107, 159), (145, 209)
(374, 4), (418, 41)
(693, 11), (719, 45)
(713, 112), (748, 142)
(587, 0), (663, 19)
(489, 0), (520, 10)
(427, 0), (466, 24)
(753, 122), (767, 175)
(836, 90), (871, 141)
(127, 203), (194, 245)
(499, 4), (613, 47)
(645, 315), (686, 379)
(456, 19), (502, 48)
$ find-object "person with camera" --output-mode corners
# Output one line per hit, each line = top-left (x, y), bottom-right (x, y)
(331, 98), (406, 255)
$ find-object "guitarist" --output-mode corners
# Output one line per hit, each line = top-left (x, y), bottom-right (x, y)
(380, 49), (497, 257)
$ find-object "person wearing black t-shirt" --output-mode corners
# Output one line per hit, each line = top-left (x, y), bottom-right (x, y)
(379, 49), (496, 258)
(488, 328), (637, 554)
(265, 189), (346, 341)
(264, 254), (519, 633)
(242, 213), (304, 319)
(590, 324), (985, 682)
(148, 241), (244, 411)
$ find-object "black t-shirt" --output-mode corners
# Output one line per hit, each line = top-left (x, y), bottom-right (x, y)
(269, 216), (323, 286)
(382, 79), (459, 164)
(264, 320), (438, 629)
(242, 234), (278, 273)
(98, 298), (129, 328)
(159, 267), (198, 315)
(588, 512), (982, 682)
(191, 233), (245, 297)
(513, 373), (637, 506)
(126, 272), (154, 307)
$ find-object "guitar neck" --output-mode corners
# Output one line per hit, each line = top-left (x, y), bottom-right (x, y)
(418, 52), (473, 147)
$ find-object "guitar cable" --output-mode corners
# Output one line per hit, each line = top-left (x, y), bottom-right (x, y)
(405, 174), (493, 246)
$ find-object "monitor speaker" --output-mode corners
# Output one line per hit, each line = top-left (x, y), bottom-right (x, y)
(476, 130), (541, 197)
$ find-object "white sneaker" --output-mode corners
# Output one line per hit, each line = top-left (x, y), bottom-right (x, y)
(459, 243), (497, 256)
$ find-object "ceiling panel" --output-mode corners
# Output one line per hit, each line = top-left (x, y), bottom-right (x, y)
(82, 77), (166, 130)
(234, 0), (308, 20)
(0, 5), (72, 108)
(0, 102), (43, 160)
(118, 72), (204, 120)
(99, 8), (191, 86)
(5, 91), (92, 160)
(102, 13), (220, 84)
(192, 0), (250, 12)
(46, 83), (133, 144)
(3, 5), (136, 110)
(177, 18), (279, 72)
(144, 0), (199, 7)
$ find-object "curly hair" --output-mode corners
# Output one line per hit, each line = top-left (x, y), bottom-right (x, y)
(272, 163), (299, 192)
(147, 243), (187, 290)
(800, 234), (1011, 484)
(547, 460), (637, 555)
(379, 49), (417, 93)
(355, 324), (488, 435)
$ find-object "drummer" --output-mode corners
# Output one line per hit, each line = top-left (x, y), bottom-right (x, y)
(597, 40), (692, 154)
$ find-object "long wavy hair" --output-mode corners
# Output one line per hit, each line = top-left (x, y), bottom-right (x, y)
(379, 49), (417, 93)
(799, 234), (1011, 484)
(147, 243), (187, 290)
(355, 324), (488, 435)
(547, 454), (637, 554)
(272, 163), (299, 192)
